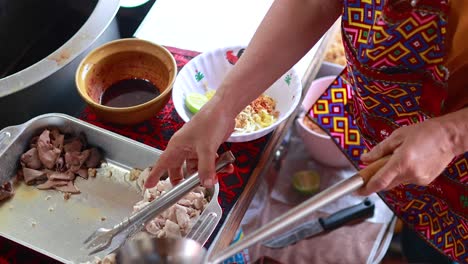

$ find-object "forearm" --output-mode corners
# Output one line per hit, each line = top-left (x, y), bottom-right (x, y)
(439, 107), (468, 156)
(212, 0), (342, 117)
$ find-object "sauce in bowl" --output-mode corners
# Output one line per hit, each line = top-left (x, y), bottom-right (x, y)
(100, 78), (160, 108)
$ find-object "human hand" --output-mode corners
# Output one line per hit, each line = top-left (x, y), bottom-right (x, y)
(145, 97), (235, 189)
(357, 118), (456, 196)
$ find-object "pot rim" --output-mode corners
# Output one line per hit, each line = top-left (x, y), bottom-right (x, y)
(0, 0), (120, 98)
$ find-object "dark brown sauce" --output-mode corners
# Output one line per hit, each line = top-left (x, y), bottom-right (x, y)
(100, 78), (160, 108)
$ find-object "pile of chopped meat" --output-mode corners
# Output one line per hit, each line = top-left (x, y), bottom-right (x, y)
(131, 168), (210, 238)
(16, 128), (102, 195)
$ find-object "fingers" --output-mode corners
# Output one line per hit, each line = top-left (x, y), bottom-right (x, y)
(361, 133), (403, 163)
(197, 147), (217, 188)
(145, 149), (185, 189)
(145, 161), (165, 189)
(168, 167), (184, 186)
(358, 157), (400, 196)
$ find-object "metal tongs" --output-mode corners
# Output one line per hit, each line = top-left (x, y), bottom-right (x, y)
(83, 151), (236, 256)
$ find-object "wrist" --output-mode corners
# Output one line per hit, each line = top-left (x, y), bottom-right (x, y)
(202, 93), (239, 121)
(439, 108), (468, 156)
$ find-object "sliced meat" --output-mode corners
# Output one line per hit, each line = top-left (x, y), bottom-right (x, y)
(55, 157), (65, 172)
(54, 181), (80, 194)
(22, 168), (47, 185)
(63, 138), (83, 153)
(78, 132), (88, 149)
(65, 150), (90, 173)
(49, 172), (75, 181)
(0, 181), (14, 201)
(20, 148), (42, 169)
(36, 179), (69, 190)
(76, 168), (88, 179)
(37, 130), (61, 169)
(85, 148), (102, 168)
(29, 136), (39, 148)
(50, 128), (64, 151)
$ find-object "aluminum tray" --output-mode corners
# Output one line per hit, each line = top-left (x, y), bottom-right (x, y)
(0, 113), (222, 263)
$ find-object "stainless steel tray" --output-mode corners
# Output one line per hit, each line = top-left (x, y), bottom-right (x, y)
(0, 113), (222, 263)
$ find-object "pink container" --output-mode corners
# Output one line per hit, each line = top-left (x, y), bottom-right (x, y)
(295, 76), (351, 168)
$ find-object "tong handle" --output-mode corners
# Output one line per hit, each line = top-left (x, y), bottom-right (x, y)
(358, 156), (390, 183)
(114, 151), (236, 234)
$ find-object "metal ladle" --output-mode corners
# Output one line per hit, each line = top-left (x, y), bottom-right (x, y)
(116, 156), (389, 264)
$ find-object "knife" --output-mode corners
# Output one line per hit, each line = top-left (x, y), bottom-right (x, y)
(262, 198), (375, 249)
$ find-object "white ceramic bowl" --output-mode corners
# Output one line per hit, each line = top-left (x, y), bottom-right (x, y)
(172, 46), (302, 142)
(295, 75), (351, 168)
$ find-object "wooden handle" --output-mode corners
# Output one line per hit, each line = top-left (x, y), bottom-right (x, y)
(359, 156), (391, 183)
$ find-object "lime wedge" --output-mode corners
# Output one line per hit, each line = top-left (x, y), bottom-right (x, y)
(185, 93), (208, 114)
(292, 170), (321, 195)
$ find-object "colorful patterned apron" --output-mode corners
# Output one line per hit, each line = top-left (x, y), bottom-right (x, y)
(307, 0), (468, 262)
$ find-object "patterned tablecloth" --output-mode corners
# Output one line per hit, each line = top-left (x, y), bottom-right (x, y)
(0, 47), (271, 263)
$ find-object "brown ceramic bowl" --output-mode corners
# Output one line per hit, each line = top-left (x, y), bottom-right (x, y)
(75, 38), (177, 125)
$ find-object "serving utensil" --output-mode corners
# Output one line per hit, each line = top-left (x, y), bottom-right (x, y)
(83, 151), (236, 255)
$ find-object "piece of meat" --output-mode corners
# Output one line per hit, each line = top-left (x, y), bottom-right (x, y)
(184, 191), (206, 210)
(88, 168), (97, 177)
(102, 253), (116, 264)
(78, 132), (88, 149)
(146, 219), (162, 235)
(161, 205), (178, 223)
(37, 130), (61, 169)
(156, 178), (172, 192)
(177, 199), (192, 207)
(0, 181), (14, 201)
(50, 128), (64, 151)
(76, 168), (88, 179)
(20, 148), (42, 169)
(163, 220), (181, 238)
(129, 168), (142, 181)
(55, 157), (66, 172)
(174, 204), (190, 230)
(54, 181), (80, 194)
(29, 136), (39, 148)
(85, 148), (102, 168)
(136, 167), (151, 190)
(49, 172), (75, 181)
(65, 150), (90, 173)
(63, 136), (84, 153)
(36, 179), (69, 190)
(22, 168), (47, 185)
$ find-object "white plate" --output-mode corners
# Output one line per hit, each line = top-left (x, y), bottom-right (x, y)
(172, 46), (302, 142)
